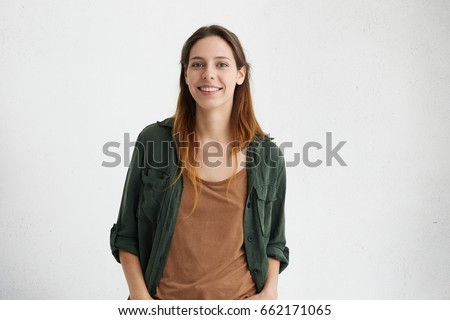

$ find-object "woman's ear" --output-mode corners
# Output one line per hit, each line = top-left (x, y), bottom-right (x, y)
(236, 65), (246, 85)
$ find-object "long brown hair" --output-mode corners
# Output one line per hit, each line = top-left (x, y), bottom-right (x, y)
(170, 25), (267, 214)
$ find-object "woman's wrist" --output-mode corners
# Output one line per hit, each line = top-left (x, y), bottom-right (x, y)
(130, 291), (153, 300)
(259, 288), (278, 300)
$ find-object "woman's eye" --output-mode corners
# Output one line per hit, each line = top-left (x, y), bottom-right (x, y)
(191, 63), (203, 68)
(218, 63), (228, 67)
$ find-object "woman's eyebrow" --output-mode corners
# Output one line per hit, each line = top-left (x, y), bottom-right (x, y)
(189, 56), (232, 61)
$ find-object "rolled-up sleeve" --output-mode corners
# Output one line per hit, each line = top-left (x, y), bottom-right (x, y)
(110, 132), (145, 263)
(266, 147), (289, 273)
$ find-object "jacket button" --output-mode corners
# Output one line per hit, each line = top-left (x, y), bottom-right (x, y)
(247, 202), (251, 208)
(247, 236), (254, 242)
(253, 269), (259, 274)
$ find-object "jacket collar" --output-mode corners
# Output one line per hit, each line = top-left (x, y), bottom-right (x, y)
(158, 117), (263, 188)
(157, 117), (271, 146)
(156, 117), (175, 128)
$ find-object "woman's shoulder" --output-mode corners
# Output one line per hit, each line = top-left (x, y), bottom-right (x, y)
(137, 117), (174, 142)
(251, 134), (286, 169)
(253, 133), (282, 153)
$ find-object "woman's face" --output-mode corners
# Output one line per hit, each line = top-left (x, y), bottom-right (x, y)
(185, 36), (246, 111)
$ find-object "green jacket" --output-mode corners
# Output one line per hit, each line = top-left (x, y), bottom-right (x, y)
(110, 117), (289, 298)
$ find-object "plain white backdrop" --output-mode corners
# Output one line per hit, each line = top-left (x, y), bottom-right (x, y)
(1, 0), (449, 299)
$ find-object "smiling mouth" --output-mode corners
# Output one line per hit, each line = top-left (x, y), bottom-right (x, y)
(198, 86), (222, 92)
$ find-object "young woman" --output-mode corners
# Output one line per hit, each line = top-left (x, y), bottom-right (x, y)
(110, 25), (289, 300)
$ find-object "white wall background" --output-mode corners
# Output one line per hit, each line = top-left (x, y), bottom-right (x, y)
(1, 0), (449, 299)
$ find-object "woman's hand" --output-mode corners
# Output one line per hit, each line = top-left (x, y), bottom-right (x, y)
(246, 258), (280, 300)
(119, 250), (153, 300)
(245, 290), (278, 300)
(130, 292), (154, 300)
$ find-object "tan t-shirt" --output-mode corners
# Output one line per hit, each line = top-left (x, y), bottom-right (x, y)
(155, 168), (257, 299)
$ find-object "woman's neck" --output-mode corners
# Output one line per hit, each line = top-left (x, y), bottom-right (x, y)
(194, 105), (232, 143)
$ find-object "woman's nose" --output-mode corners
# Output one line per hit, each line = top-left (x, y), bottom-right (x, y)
(202, 66), (215, 80)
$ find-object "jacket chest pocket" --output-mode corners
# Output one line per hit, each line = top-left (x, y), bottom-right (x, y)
(139, 168), (170, 223)
(254, 184), (277, 237)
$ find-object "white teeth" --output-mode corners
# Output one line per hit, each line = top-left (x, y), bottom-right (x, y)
(200, 87), (220, 92)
